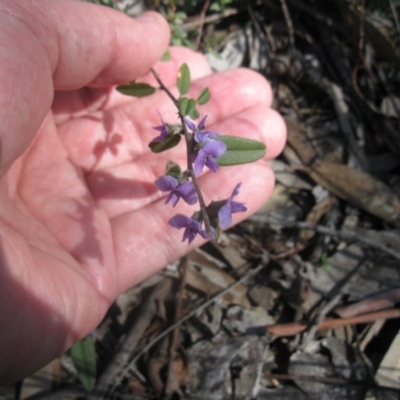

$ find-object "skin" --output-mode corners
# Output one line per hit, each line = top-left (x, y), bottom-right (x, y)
(0, 0), (286, 384)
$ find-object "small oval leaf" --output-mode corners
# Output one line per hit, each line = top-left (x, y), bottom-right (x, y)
(149, 134), (181, 153)
(197, 87), (211, 105)
(177, 63), (191, 95)
(70, 336), (97, 392)
(116, 82), (157, 97)
(179, 97), (189, 115)
(216, 136), (266, 166)
(189, 107), (200, 120)
(179, 97), (196, 116)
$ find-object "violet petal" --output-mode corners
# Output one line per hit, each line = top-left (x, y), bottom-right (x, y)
(155, 175), (179, 192)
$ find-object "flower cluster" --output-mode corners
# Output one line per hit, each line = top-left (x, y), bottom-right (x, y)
(184, 116), (227, 176)
(118, 64), (267, 245)
(151, 113), (247, 244)
(117, 64), (266, 243)
(155, 175), (197, 207)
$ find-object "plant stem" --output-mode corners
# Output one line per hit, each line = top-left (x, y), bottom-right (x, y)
(151, 68), (179, 108)
(151, 68), (213, 235)
(179, 115), (212, 234)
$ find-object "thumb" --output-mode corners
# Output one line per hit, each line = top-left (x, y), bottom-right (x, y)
(0, 0), (169, 173)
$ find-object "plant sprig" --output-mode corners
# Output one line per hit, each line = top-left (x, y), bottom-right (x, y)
(116, 63), (266, 243)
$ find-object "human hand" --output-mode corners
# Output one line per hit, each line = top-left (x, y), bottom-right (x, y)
(0, 0), (286, 383)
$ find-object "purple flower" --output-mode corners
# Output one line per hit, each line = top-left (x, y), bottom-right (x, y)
(218, 183), (247, 229)
(184, 115), (227, 174)
(193, 139), (227, 175)
(155, 175), (197, 207)
(169, 214), (209, 244)
(184, 115), (220, 144)
(184, 115), (207, 131)
(151, 112), (169, 143)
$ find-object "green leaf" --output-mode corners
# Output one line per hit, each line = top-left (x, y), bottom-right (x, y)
(179, 97), (196, 116)
(321, 254), (332, 271)
(197, 87), (210, 105)
(116, 82), (156, 97)
(179, 97), (189, 115)
(216, 136), (266, 166)
(70, 336), (97, 392)
(189, 107), (200, 120)
(149, 134), (181, 153)
(160, 49), (171, 62)
(177, 63), (191, 95)
(165, 160), (182, 177)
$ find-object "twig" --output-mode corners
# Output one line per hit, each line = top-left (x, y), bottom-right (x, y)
(164, 256), (188, 398)
(358, 0), (366, 54)
(249, 215), (400, 262)
(350, 8), (382, 117)
(335, 288), (400, 319)
(279, 0), (295, 49)
(195, 0), (211, 50)
(254, 308), (400, 337)
(181, 8), (238, 31)
(112, 260), (268, 391)
(150, 67), (179, 108)
(389, 0), (400, 35)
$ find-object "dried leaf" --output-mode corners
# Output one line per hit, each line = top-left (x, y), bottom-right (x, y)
(299, 198), (335, 242)
(20, 359), (61, 398)
(341, 2), (400, 67)
(188, 333), (269, 399)
(222, 305), (274, 335)
(289, 351), (344, 399)
(380, 96), (400, 118)
(187, 249), (251, 308)
(310, 161), (400, 227)
(375, 331), (400, 389)
(286, 118), (318, 165)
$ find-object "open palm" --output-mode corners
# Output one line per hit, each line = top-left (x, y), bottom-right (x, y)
(0, 0), (286, 383)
